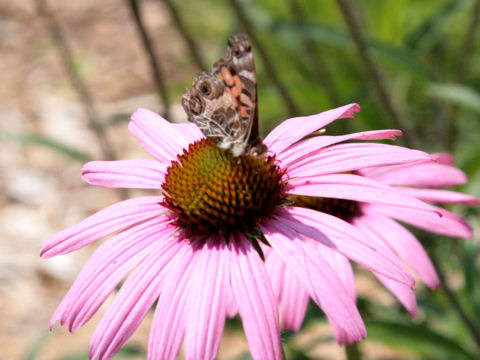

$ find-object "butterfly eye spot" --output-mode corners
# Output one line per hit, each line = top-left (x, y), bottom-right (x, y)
(189, 96), (203, 115)
(200, 82), (211, 95)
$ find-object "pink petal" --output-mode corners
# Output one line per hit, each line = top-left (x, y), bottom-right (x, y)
(351, 216), (418, 316)
(371, 203), (473, 239)
(287, 143), (431, 177)
(265, 251), (309, 331)
(81, 159), (167, 189)
(89, 236), (185, 360)
(50, 216), (174, 330)
(264, 247), (285, 298)
(355, 210), (439, 289)
(264, 248), (286, 304)
(288, 173), (439, 214)
(40, 196), (166, 257)
(172, 123), (205, 143)
(316, 244), (356, 301)
(279, 268), (309, 332)
(278, 207), (415, 287)
(329, 321), (362, 345)
(262, 221), (366, 344)
(277, 129), (403, 166)
(184, 240), (228, 360)
(229, 235), (282, 360)
(397, 187), (480, 205)
(361, 161), (467, 187)
(432, 153), (456, 165)
(128, 108), (190, 164)
(225, 286), (238, 319)
(375, 274), (418, 318)
(148, 243), (196, 359)
(264, 103), (360, 155)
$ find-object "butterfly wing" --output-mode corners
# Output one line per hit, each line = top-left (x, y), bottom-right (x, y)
(182, 34), (266, 157)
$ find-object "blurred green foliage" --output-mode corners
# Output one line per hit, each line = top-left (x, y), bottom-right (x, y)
(178, 0), (480, 359)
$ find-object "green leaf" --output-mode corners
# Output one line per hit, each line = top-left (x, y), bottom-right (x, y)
(425, 83), (480, 113)
(405, 0), (462, 50)
(464, 241), (479, 295)
(0, 132), (91, 163)
(366, 320), (477, 359)
(271, 22), (430, 78)
(457, 145), (480, 186)
(464, 240), (480, 320)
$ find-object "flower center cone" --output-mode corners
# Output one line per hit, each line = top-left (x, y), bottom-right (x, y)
(162, 138), (287, 240)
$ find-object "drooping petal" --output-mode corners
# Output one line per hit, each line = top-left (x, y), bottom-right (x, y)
(288, 173), (439, 214)
(264, 103), (360, 155)
(396, 187), (480, 205)
(277, 129), (403, 166)
(229, 235), (282, 360)
(372, 203), (473, 239)
(355, 210), (439, 289)
(40, 196), (166, 257)
(50, 216), (174, 330)
(361, 161), (467, 187)
(278, 207), (415, 287)
(184, 240), (228, 360)
(262, 221), (366, 344)
(129, 108), (190, 164)
(351, 216), (418, 316)
(148, 242), (195, 359)
(81, 159), (167, 189)
(279, 268), (309, 332)
(375, 274), (418, 318)
(287, 143), (431, 177)
(265, 251), (309, 331)
(316, 244), (356, 301)
(89, 235), (184, 360)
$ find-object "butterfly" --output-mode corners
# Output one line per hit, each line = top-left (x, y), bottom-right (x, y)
(181, 33), (267, 158)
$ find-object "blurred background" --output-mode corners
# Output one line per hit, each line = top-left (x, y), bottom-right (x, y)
(0, 0), (479, 359)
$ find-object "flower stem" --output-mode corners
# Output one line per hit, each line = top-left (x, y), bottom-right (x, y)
(432, 252), (480, 349)
(345, 342), (362, 360)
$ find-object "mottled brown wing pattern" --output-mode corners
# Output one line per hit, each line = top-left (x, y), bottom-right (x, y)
(181, 33), (267, 157)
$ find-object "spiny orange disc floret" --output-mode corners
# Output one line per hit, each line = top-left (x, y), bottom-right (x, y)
(162, 138), (287, 239)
